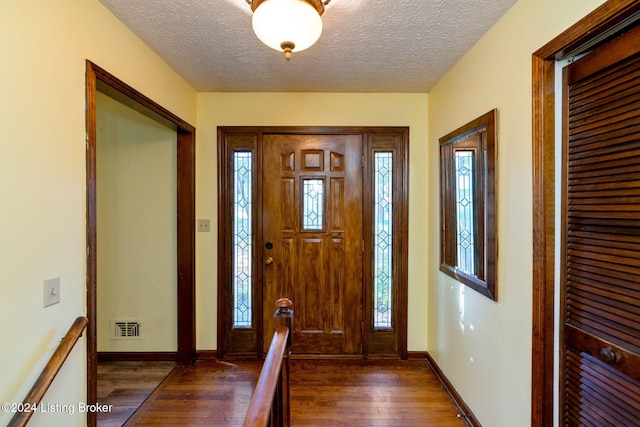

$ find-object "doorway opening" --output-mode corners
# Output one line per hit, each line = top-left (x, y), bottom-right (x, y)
(95, 91), (178, 358)
(85, 61), (196, 427)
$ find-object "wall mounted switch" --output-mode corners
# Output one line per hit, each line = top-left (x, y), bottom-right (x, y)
(44, 277), (61, 307)
(197, 219), (211, 232)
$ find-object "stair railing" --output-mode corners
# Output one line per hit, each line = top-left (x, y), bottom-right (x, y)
(242, 298), (293, 427)
(8, 316), (88, 427)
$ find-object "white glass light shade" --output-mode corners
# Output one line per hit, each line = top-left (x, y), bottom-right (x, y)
(252, 0), (323, 53)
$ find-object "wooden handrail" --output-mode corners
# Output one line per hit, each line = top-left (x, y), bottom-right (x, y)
(243, 327), (290, 427)
(8, 316), (88, 427)
(243, 298), (293, 427)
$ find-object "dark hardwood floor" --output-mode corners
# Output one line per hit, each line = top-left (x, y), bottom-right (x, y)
(117, 359), (467, 427)
(98, 360), (177, 427)
(290, 360), (467, 426)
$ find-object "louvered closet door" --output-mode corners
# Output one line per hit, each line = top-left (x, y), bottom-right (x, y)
(562, 25), (640, 426)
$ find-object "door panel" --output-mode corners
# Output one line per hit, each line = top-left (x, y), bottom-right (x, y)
(263, 134), (363, 355)
(562, 25), (640, 426)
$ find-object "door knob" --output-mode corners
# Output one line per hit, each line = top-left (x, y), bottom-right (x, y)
(600, 347), (621, 363)
(265, 256), (274, 265)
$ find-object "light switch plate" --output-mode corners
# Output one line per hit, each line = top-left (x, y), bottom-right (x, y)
(44, 277), (60, 307)
(197, 219), (211, 232)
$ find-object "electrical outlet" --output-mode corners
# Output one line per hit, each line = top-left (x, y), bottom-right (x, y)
(44, 277), (61, 307)
(198, 219), (211, 232)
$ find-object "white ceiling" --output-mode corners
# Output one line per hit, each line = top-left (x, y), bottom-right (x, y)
(98, 0), (517, 93)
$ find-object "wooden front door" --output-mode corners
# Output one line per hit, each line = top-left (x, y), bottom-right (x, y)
(561, 25), (640, 426)
(262, 134), (363, 355)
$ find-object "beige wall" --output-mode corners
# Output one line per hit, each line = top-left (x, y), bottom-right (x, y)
(195, 93), (430, 351)
(96, 92), (178, 352)
(427, 0), (605, 426)
(0, 0), (196, 425)
(1, 0), (618, 425)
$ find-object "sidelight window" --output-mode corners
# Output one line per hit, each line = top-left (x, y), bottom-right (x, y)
(374, 152), (393, 328)
(233, 152), (252, 327)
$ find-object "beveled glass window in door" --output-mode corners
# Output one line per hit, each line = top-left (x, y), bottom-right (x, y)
(374, 152), (393, 328)
(233, 152), (252, 327)
(302, 179), (324, 230)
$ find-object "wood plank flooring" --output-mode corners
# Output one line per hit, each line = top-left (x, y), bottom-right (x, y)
(290, 360), (467, 427)
(98, 361), (177, 427)
(123, 359), (468, 427)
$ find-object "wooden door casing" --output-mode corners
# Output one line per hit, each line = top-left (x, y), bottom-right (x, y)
(531, 3), (640, 426)
(262, 134), (363, 355)
(85, 61), (196, 427)
(217, 126), (409, 359)
(561, 24), (640, 426)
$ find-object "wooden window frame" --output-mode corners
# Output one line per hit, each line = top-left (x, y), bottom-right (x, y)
(364, 132), (409, 356)
(439, 109), (498, 301)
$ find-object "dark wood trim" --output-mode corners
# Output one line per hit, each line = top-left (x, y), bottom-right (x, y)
(530, 53), (556, 427)
(196, 350), (219, 360)
(363, 129), (410, 359)
(217, 126), (409, 360)
(531, 2), (640, 426)
(534, 1), (640, 59)
(216, 131), (261, 358)
(97, 352), (178, 362)
(398, 128), (410, 361)
(94, 75), (193, 133)
(216, 128), (227, 360)
(362, 136), (372, 359)
(406, 351), (428, 360)
(439, 110), (497, 301)
(85, 60), (98, 427)
(177, 127), (197, 365)
(85, 60), (196, 426)
(218, 126), (410, 135)
(425, 352), (480, 427)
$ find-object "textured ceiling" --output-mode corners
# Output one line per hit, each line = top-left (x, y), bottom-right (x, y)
(98, 0), (517, 93)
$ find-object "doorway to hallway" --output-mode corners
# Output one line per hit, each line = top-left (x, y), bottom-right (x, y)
(85, 61), (196, 427)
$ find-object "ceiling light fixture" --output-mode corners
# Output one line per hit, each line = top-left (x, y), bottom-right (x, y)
(246, 0), (330, 61)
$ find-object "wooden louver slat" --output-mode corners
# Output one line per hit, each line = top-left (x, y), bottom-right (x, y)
(563, 26), (640, 427)
(565, 348), (640, 427)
